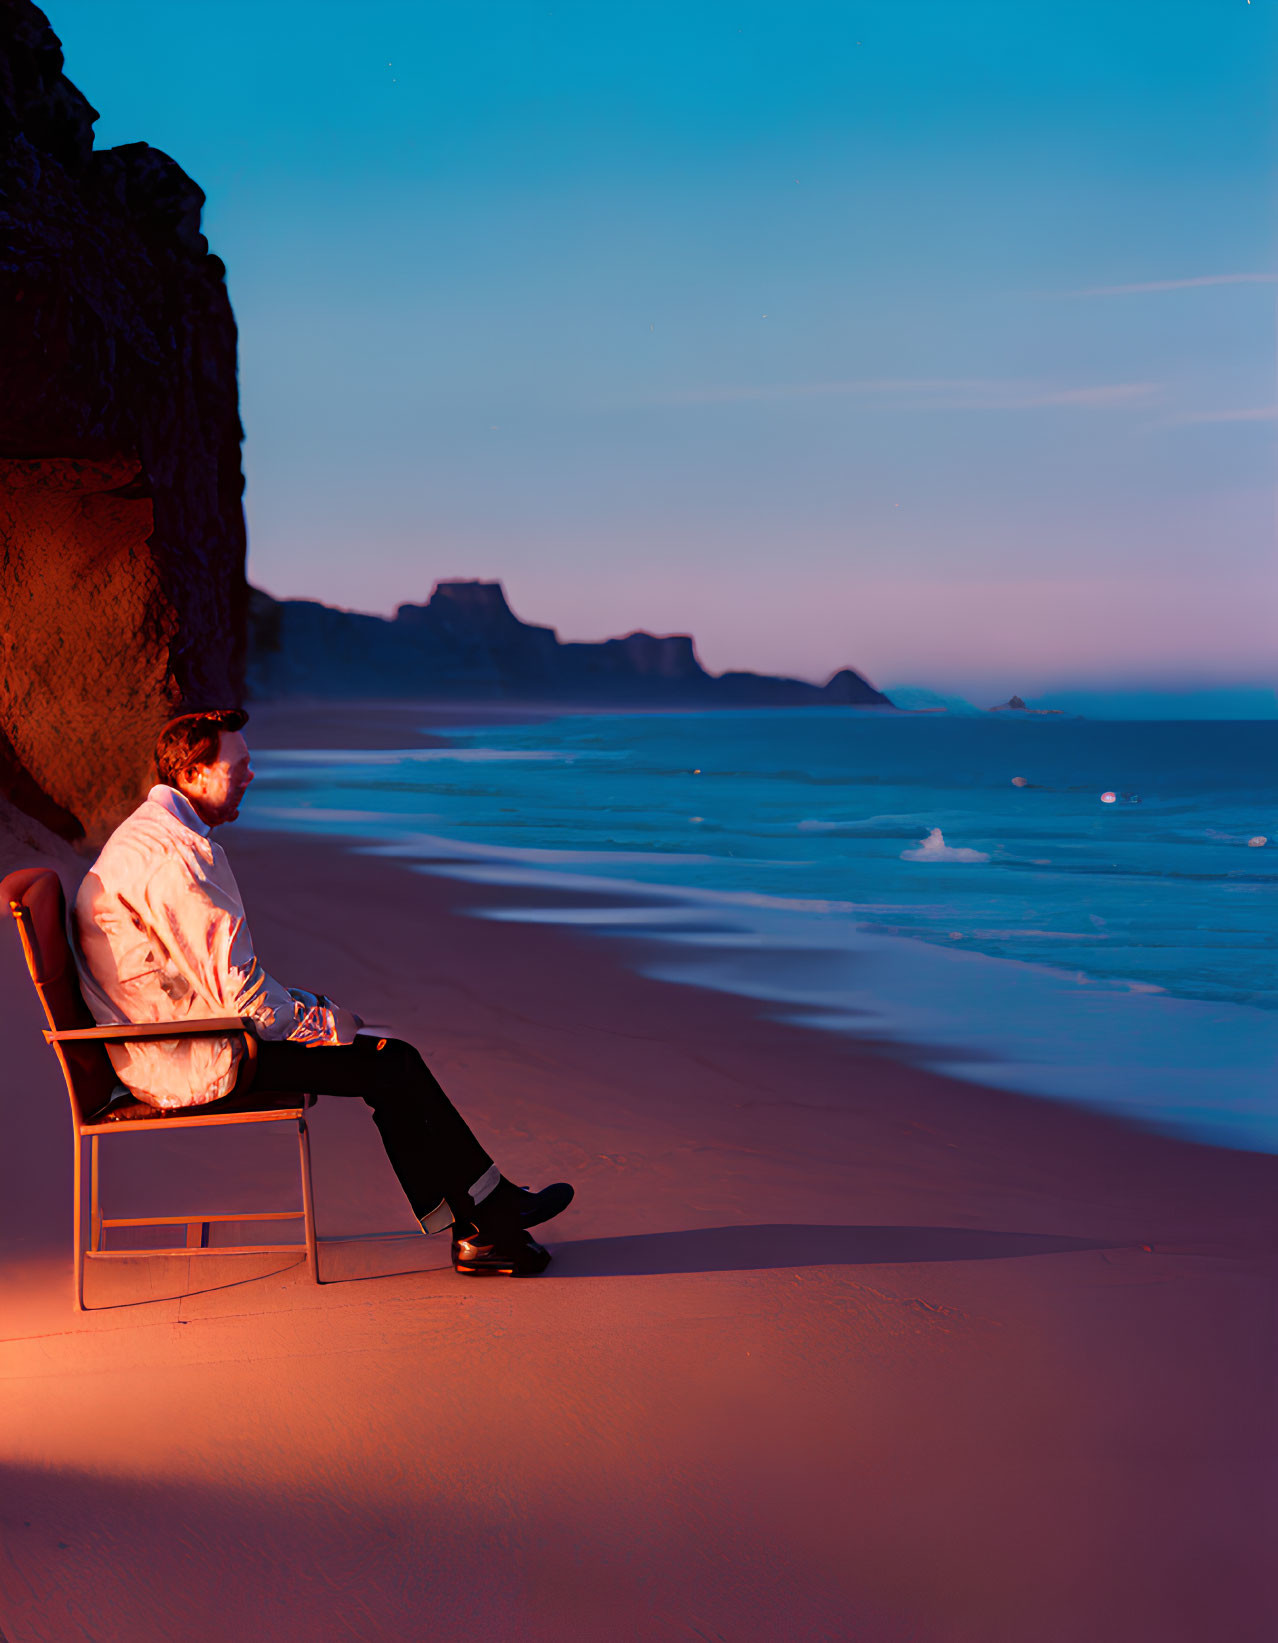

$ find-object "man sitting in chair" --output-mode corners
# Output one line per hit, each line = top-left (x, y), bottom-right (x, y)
(73, 708), (572, 1276)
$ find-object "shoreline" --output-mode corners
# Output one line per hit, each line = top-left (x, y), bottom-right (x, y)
(395, 834), (1278, 1151)
(245, 697), (567, 748)
(244, 699), (1278, 1154)
(230, 825), (1278, 1224)
(1, 735), (1275, 1638)
(249, 811), (1278, 1155)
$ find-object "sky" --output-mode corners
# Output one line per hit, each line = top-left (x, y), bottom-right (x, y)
(52, 0), (1276, 697)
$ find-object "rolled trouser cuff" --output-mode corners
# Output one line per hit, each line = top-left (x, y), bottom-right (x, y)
(418, 1198), (455, 1235)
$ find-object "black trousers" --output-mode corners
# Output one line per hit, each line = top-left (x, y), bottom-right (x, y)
(228, 1035), (495, 1229)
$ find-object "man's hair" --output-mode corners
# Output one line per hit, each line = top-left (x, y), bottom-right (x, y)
(155, 709), (249, 788)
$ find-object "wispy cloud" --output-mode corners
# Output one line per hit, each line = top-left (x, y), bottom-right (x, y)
(1064, 273), (1278, 297)
(1018, 383), (1160, 408)
(669, 378), (984, 405)
(1169, 405), (1278, 425)
(664, 378), (1161, 411)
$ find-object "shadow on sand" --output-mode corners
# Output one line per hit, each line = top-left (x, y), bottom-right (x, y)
(547, 1224), (1110, 1278)
(70, 1225), (1111, 1305)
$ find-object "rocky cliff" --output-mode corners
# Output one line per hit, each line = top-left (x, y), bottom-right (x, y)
(0, 0), (247, 852)
(248, 580), (894, 710)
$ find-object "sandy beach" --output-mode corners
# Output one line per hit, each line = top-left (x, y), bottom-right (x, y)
(1, 716), (1275, 1640)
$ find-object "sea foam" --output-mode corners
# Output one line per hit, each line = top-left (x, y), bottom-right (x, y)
(900, 828), (990, 863)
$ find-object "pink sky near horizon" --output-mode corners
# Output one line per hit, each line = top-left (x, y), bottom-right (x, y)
(251, 470), (1277, 690)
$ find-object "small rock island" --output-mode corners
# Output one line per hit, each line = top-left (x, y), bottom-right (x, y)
(990, 695), (1063, 715)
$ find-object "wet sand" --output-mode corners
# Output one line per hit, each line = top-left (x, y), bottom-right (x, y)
(246, 697), (621, 750)
(1, 782), (1275, 1639)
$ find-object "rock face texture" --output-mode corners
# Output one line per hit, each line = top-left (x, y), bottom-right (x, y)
(1, 1), (247, 848)
(249, 580), (894, 709)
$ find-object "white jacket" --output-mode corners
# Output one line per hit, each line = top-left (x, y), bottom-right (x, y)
(74, 785), (338, 1108)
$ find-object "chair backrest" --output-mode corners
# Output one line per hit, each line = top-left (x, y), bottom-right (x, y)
(4, 866), (118, 1122)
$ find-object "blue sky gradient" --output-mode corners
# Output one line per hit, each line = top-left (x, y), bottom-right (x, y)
(51, 0), (1276, 695)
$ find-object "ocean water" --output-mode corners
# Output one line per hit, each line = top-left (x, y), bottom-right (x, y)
(247, 711), (1278, 1151)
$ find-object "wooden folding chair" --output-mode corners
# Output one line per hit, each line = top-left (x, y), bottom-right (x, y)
(3, 866), (320, 1310)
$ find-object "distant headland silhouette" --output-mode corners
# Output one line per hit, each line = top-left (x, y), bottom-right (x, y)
(247, 580), (895, 708)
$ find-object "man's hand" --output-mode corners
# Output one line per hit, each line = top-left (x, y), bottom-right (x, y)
(329, 1004), (364, 1045)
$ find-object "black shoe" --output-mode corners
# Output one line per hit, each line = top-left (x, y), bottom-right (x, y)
(480, 1176), (575, 1232)
(452, 1225), (552, 1276)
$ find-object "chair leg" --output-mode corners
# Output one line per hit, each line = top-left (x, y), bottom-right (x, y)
(72, 1130), (85, 1312)
(298, 1117), (320, 1284)
(90, 1135), (102, 1253)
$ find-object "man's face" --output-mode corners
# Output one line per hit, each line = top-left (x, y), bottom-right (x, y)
(178, 729), (254, 827)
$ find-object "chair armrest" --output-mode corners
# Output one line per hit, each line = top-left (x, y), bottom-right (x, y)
(45, 1017), (256, 1044)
